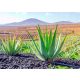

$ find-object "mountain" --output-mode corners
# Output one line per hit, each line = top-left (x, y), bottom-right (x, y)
(4, 18), (49, 26)
(1, 19), (75, 27)
(54, 21), (73, 24)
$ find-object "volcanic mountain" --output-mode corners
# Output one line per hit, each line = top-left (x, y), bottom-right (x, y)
(4, 18), (49, 26)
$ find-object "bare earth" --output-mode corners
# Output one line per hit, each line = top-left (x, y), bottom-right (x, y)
(0, 24), (80, 40)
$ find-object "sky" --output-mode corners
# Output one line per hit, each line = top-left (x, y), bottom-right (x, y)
(0, 12), (80, 24)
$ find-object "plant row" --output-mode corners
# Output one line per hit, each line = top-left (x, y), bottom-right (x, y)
(0, 25), (71, 63)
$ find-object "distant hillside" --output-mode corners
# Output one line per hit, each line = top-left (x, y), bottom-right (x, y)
(4, 18), (49, 26)
(54, 21), (73, 24)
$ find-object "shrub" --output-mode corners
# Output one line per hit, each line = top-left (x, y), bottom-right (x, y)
(1, 37), (22, 55)
(28, 25), (66, 62)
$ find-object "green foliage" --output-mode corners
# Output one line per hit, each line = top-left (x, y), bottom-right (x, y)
(0, 40), (2, 52)
(28, 25), (66, 61)
(1, 37), (22, 55)
(59, 36), (80, 60)
(54, 65), (71, 69)
(70, 52), (80, 60)
(48, 64), (71, 69)
(21, 41), (32, 53)
(21, 41), (39, 53)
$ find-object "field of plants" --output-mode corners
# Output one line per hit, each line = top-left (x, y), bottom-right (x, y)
(0, 24), (80, 69)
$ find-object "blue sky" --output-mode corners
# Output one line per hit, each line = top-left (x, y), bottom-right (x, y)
(0, 12), (80, 24)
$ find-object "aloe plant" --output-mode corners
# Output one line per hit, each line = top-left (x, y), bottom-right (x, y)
(28, 25), (66, 62)
(1, 37), (22, 55)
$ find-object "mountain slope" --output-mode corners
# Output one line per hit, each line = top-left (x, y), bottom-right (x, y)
(5, 18), (49, 26)
(54, 21), (73, 24)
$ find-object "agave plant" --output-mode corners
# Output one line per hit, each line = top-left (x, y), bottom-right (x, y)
(28, 25), (66, 62)
(1, 37), (22, 55)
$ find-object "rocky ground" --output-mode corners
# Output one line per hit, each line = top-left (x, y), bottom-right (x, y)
(0, 54), (49, 69)
(53, 58), (80, 69)
(0, 53), (80, 69)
